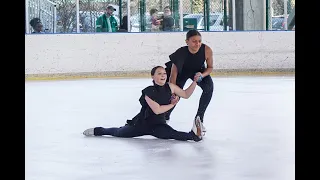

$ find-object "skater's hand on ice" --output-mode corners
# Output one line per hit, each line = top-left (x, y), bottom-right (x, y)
(170, 94), (180, 105)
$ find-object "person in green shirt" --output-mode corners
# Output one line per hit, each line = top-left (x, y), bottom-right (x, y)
(96, 6), (118, 32)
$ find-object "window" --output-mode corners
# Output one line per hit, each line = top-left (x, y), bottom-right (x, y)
(200, 15), (219, 26)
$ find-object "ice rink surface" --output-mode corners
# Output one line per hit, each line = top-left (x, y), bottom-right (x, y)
(25, 76), (295, 180)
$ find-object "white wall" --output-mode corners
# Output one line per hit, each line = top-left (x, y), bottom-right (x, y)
(25, 31), (295, 75)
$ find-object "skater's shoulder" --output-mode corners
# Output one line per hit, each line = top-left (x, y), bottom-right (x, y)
(142, 85), (156, 94)
(142, 83), (170, 94)
(172, 46), (188, 54)
(204, 44), (212, 52)
(178, 46), (189, 52)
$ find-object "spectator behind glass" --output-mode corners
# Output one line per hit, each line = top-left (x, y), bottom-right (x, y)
(150, 8), (161, 32)
(162, 6), (174, 31)
(119, 15), (131, 32)
(96, 5), (118, 32)
(118, 5), (132, 32)
(29, 18), (44, 33)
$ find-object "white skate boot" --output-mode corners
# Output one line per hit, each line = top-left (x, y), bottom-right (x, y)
(192, 116), (204, 140)
(83, 128), (95, 136)
(196, 116), (206, 136)
(201, 123), (206, 136)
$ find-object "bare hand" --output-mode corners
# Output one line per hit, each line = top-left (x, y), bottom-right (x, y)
(170, 94), (180, 105)
(194, 72), (203, 82)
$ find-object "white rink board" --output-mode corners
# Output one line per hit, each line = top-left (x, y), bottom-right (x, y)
(25, 31), (295, 75)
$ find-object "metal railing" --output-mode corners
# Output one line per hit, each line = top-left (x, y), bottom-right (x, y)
(267, 0), (295, 30)
(26, 0), (57, 33)
(25, 0), (295, 34)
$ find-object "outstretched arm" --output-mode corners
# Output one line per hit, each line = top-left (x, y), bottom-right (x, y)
(145, 96), (177, 115)
(169, 80), (197, 99)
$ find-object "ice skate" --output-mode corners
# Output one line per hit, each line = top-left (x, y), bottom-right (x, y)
(192, 116), (204, 140)
(83, 128), (95, 136)
(201, 123), (206, 136)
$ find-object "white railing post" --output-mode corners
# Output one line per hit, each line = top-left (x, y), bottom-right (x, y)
(127, 0), (131, 32)
(76, 0), (80, 33)
(26, 0), (30, 33)
(179, 0), (183, 31)
(284, 0), (288, 30)
(232, 0), (236, 30)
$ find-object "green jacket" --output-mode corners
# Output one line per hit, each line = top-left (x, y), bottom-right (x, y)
(96, 14), (118, 32)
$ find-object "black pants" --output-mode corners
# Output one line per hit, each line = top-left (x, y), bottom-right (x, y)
(93, 123), (200, 141)
(166, 75), (214, 122)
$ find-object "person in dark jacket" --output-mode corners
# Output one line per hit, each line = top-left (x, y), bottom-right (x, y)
(162, 6), (174, 31)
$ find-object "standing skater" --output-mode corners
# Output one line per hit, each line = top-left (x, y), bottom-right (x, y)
(165, 29), (214, 135)
(83, 66), (204, 142)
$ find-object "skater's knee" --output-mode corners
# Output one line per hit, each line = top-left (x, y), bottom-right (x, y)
(200, 77), (214, 92)
(203, 83), (214, 93)
(114, 125), (142, 137)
